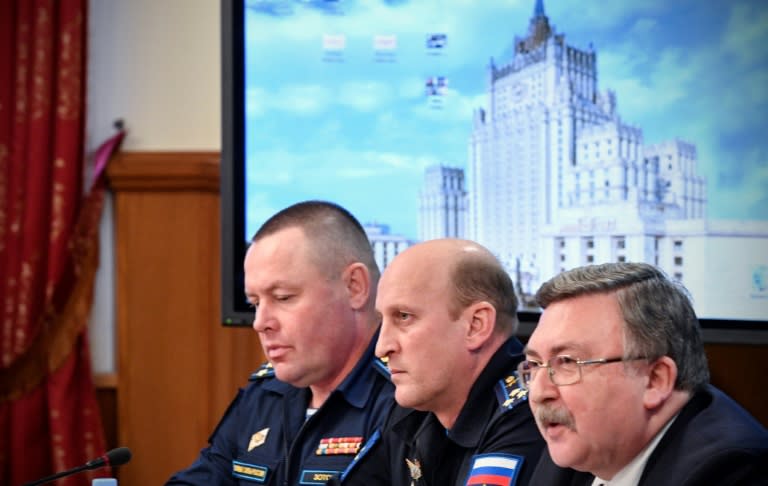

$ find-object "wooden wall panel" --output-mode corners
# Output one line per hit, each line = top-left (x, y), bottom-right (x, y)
(108, 152), (264, 486)
(705, 343), (768, 426)
(94, 373), (118, 453)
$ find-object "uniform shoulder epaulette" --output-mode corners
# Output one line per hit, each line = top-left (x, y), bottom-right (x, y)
(372, 356), (391, 380)
(495, 370), (528, 411)
(249, 361), (275, 381)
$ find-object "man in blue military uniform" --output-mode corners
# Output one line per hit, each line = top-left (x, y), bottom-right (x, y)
(333, 239), (545, 485)
(166, 201), (395, 485)
(523, 262), (768, 485)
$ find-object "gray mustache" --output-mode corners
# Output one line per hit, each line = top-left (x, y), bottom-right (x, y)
(535, 406), (576, 431)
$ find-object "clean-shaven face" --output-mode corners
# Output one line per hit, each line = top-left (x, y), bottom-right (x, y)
(374, 245), (469, 416)
(244, 226), (358, 388)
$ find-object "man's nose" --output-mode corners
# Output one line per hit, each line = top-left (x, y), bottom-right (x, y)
(374, 319), (397, 358)
(527, 366), (559, 403)
(252, 302), (274, 332)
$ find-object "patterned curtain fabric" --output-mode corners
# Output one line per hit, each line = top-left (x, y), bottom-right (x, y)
(0, 1), (120, 484)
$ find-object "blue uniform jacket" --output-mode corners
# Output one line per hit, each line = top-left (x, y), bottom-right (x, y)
(166, 336), (395, 485)
(529, 384), (768, 485)
(333, 337), (546, 485)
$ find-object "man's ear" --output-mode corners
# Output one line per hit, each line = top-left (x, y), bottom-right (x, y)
(643, 356), (677, 409)
(465, 301), (496, 351)
(343, 262), (371, 310)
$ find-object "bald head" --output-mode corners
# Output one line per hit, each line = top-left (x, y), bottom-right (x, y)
(382, 239), (519, 334)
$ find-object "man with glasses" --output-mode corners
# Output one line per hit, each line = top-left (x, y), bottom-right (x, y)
(522, 262), (768, 485)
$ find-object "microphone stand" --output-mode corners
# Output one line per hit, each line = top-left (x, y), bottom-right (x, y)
(22, 447), (130, 486)
(23, 463), (93, 486)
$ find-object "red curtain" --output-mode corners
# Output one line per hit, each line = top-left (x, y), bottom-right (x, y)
(0, 1), (118, 484)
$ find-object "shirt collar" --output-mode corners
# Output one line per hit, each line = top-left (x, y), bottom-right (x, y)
(260, 331), (381, 410)
(333, 330), (381, 408)
(447, 336), (525, 447)
(591, 412), (679, 486)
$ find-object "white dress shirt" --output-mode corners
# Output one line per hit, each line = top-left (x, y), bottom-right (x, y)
(591, 414), (678, 486)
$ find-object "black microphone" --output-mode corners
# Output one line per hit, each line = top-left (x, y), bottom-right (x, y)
(23, 447), (132, 486)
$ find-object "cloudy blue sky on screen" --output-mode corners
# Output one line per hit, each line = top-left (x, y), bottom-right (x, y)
(243, 0), (768, 240)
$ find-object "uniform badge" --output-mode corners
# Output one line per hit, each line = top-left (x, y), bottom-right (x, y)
(299, 469), (339, 485)
(405, 458), (422, 485)
(373, 355), (391, 379)
(315, 436), (363, 455)
(498, 373), (528, 410)
(232, 460), (269, 482)
(248, 427), (269, 451)
(249, 362), (275, 381)
(339, 430), (381, 481)
(465, 453), (523, 486)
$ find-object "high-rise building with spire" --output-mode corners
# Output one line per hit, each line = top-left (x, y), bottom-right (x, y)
(417, 0), (768, 317)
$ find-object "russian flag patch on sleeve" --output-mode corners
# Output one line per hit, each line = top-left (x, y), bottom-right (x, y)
(464, 453), (523, 486)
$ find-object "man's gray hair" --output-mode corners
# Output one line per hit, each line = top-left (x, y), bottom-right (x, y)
(535, 262), (709, 391)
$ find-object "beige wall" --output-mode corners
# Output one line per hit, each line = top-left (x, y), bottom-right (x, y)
(87, 0), (222, 374)
(87, 0), (220, 151)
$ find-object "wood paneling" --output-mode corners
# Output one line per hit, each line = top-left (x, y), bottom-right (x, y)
(94, 374), (118, 453)
(705, 343), (768, 426)
(107, 152), (264, 486)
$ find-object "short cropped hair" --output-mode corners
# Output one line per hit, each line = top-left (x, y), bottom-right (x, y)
(535, 262), (709, 392)
(449, 246), (519, 335)
(251, 200), (380, 287)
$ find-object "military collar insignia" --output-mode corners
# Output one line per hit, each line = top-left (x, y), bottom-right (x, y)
(249, 361), (275, 381)
(405, 457), (422, 485)
(373, 355), (391, 379)
(248, 427), (269, 451)
(315, 436), (364, 455)
(498, 372), (528, 410)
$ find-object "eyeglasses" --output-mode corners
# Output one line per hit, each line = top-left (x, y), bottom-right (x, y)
(516, 355), (647, 390)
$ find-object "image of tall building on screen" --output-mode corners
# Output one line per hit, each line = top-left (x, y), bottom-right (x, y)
(418, 1), (768, 318)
